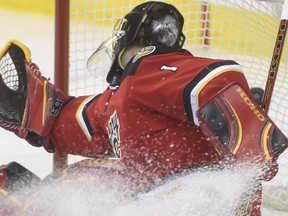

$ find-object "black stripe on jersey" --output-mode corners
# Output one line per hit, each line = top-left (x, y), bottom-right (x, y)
(82, 94), (101, 137)
(183, 60), (239, 124)
(120, 47), (185, 83)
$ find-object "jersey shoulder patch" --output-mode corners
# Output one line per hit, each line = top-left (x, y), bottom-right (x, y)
(132, 46), (156, 63)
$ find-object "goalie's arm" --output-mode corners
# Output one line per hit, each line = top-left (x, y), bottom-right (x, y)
(0, 40), (114, 155)
(49, 95), (114, 157)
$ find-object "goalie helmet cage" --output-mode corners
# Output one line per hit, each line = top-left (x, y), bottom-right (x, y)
(54, 0), (288, 212)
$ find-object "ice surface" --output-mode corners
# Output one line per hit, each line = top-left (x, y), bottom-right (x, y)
(9, 164), (267, 216)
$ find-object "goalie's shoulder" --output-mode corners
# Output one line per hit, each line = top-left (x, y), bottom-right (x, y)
(120, 46), (185, 80)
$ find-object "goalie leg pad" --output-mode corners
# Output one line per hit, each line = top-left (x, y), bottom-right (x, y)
(0, 162), (41, 215)
(0, 162), (41, 192)
(197, 84), (288, 180)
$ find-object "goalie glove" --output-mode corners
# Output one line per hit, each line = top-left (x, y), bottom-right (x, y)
(0, 40), (72, 152)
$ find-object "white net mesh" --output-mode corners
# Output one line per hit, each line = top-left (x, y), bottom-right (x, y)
(69, 0), (288, 211)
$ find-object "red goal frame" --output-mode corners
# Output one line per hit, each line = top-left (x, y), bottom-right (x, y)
(53, 0), (69, 171)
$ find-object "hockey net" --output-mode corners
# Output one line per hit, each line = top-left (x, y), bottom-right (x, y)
(65, 0), (288, 212)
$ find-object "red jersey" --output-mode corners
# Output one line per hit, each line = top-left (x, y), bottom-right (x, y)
(51, 46), (251, 186)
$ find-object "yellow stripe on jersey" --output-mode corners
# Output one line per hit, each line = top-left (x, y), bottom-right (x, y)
(42, 81), (47, 126)
(76, 95), (97, 141)
(190, 64), (243, 126)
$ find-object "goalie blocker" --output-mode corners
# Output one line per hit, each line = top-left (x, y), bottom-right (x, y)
(0, 40), (72, 152)
(197, 83), (288, 181)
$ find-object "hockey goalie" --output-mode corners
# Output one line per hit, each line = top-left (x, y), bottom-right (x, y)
(0, 1), (287, 215)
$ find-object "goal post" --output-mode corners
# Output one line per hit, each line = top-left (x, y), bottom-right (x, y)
(53, 0), (69, 171)
(54, 0), (288, 212)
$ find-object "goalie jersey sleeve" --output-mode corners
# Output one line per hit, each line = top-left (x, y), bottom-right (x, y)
(49, 46), (252, 184)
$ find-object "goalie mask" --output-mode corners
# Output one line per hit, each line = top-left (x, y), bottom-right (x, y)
(87, 1), (186, 85)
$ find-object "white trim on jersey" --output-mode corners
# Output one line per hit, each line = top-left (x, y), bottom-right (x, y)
(76, 95), (98, 141)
